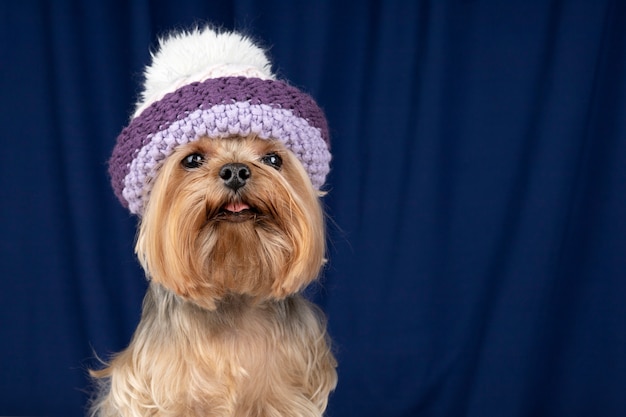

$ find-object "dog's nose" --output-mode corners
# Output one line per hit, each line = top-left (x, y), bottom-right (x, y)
(219, 163), (251, 191)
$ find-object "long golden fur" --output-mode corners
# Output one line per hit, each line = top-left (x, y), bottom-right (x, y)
(91, 136), (337, 416)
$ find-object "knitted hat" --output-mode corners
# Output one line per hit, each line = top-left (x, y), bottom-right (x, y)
(109, 27), (331, 215)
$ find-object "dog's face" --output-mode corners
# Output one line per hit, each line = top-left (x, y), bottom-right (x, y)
(135, 136), (325, 309)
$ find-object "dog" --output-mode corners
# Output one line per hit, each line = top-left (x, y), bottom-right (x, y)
(90, 27), (337, 417)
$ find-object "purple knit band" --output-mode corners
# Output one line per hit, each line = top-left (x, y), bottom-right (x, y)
(109, 76), (331, 214)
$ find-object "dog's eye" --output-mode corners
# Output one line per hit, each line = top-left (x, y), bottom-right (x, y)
(181, 153), (205, 169)
(261, 153), (283, 170)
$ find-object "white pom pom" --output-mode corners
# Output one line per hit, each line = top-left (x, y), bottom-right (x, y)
(134, 27), (275, 117)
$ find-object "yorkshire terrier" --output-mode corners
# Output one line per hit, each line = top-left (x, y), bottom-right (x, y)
(90, 27), (337, 417)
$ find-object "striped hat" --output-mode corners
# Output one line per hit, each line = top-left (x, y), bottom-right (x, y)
(109, 27), (331, 215)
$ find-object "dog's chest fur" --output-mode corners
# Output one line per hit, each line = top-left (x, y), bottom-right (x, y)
(96, 283), (336, 417)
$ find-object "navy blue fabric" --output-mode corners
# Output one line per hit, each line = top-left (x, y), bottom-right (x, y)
(1, 1), (624, 416)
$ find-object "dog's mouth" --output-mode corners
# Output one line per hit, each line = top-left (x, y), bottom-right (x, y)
(213, 201), (260, 222)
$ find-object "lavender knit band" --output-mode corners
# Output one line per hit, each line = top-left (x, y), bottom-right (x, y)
(109, 77), (331, 214)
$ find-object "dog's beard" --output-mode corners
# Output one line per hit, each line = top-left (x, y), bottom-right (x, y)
(135, 136), (326, 310)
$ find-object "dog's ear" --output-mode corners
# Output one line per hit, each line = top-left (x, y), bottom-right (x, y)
(135, 150), (223, 310)
(267, 155), (327, 297)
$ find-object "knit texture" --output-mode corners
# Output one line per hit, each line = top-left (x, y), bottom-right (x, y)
(112, 81), (332, 214)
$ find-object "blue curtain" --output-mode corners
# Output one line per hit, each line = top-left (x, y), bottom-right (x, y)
(1, 1), (624, 416)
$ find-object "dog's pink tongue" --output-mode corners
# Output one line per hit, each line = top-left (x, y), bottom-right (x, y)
(224, 202), (250, 213)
